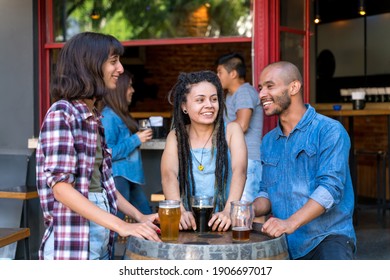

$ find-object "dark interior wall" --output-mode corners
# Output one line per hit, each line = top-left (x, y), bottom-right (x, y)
(125, 42), (252, 112)
(315, 12), (390, 103)
(316, 74), (390, 103)
(318, 0), (390, 23)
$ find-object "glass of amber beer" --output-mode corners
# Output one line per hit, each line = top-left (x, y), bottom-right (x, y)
(158, 200), (181, 241)
(230, 200), (254, 241)
(191, 196), (214, 233)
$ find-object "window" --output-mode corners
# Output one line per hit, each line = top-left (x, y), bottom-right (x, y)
(52, 0), (252, 42)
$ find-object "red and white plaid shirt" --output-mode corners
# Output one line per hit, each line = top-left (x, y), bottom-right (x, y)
(36, 100), (117, 260)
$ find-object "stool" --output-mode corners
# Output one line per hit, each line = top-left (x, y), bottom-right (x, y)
(150, 191), (165, 212)
(354, 149), (387, 227)
(150, 191), (165, 202)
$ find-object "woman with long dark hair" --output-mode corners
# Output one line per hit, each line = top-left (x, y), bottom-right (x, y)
(161, 70), (247, 232)
(100, 70), (153, 216)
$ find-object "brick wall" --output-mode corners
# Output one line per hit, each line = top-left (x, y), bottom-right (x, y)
(127, 42), (252, 112)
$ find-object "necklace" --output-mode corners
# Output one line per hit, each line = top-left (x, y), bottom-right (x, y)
(190, 130), (214, 171)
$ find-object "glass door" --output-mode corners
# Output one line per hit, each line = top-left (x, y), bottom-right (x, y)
(279, 0), (311, 103)
(254, 0), (311, 133)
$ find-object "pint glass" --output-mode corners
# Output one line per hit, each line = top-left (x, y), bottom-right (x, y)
(230, 200), (254, 241)
(190, 196), (214, 233)
(158, 200), (181, 241)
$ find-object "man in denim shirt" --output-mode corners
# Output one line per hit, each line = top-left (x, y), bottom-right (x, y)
(253, 61), (356, 260)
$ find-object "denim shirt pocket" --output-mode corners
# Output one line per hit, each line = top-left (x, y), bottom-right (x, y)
(293, 145), (317, 181)
(261, 156), (279, 187)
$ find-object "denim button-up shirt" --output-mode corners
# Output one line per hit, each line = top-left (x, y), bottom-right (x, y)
(101, 107), (145, 185)
(258, 104), (356, 259)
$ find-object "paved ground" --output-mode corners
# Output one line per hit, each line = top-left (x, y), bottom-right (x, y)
(354, 207), (390, 260)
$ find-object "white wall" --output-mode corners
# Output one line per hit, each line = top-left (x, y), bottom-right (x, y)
(0, 0), (34, 154)
(0, 0), (41, 260)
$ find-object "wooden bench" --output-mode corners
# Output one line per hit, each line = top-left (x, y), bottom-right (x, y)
(0, 228), (30, 249)
(0, 186), (38, 200)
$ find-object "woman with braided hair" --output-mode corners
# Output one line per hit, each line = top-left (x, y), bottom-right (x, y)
(161, 70), (247, 232)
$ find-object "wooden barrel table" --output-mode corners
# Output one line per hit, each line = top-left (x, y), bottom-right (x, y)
(124, 223), (289, 260)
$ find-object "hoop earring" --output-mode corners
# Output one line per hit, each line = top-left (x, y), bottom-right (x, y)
(183, 109), (188, 114)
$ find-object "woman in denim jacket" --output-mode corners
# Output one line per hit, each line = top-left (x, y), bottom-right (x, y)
(101, 71), (153, 216)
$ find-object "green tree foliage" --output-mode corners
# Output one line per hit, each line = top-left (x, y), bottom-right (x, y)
(53, 0), (251, 42)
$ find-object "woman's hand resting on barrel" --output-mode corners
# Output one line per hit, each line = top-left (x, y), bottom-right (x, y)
(140, 213), (160, 224)
(179, 210), (197, 231)
(118, 220), (162, 242)
(209, 210), (231, 232)
(115, 190), (161, 241)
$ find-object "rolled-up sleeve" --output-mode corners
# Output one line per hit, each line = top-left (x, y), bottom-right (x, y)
(310, 185), (334, 210)
(40, 110), (77, 188)
(313, 122), (351, 210)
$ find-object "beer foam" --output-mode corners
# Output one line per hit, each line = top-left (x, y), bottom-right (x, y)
(191, 205), (213, 208)
(159, 205), (180, 209)
(232, 226), (250, 231)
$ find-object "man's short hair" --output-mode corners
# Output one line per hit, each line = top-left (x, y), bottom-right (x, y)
(216, 52), (246, 79)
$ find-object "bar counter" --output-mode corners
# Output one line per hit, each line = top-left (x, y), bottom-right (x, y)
(130, 111), (172, 119)
(140, 139), (166, 150)
(316, 108), (390, 117)
(314, 102), (390, 111)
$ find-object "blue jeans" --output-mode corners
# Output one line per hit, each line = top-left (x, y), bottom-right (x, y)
(43, 191), (110, 260)
(297, 235), (356, 260)
(88, 191), (110, 260)
(114, 176), (152, 218)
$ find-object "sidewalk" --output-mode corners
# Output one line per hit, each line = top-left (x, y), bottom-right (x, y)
(354, 207), (390, 260)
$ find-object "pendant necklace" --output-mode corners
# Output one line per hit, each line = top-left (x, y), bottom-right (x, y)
(190, 130), (214, 172)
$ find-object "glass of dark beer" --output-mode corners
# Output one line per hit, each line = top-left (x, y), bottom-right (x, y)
(191, 196), (214, 233)
(230, 200), (254, 241)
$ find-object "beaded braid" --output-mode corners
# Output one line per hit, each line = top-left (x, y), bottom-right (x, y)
(168, 71), (229, 211)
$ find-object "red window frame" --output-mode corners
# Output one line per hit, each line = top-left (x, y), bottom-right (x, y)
(254, 0), (311, 134)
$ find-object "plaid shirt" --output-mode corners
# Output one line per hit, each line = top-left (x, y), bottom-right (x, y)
(36, 100), (117, 260)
